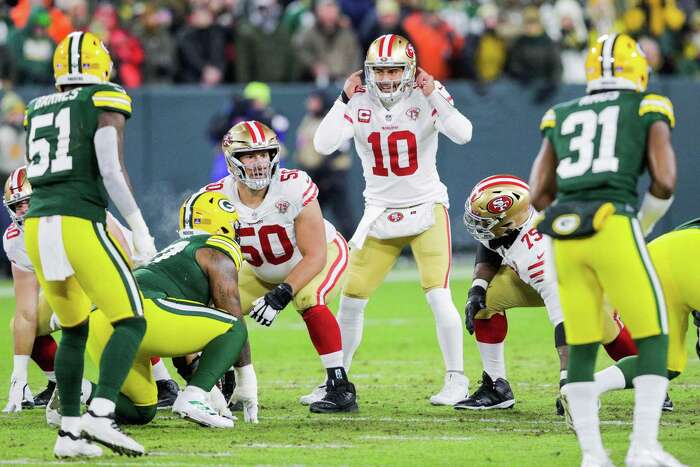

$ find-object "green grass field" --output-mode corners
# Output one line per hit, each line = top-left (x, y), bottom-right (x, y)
(0, 265), (698, 466)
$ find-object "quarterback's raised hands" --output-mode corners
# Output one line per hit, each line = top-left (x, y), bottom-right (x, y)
(415, 67), (435, 96)
(342, 70), (363, 100)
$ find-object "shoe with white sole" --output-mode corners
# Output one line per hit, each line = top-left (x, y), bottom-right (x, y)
(54, 430), (103, 458)
(81, 410), (145, 456)
(581, 452), (615, 467)
(172, 387), (234, 428)
(46, 388), (61, 429)
(625, 443), (687, 467)
(430, 372), (469, 406)
(299, 383), (327, 406)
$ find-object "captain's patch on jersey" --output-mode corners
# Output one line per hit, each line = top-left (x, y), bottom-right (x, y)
(358, 109), (372, 123)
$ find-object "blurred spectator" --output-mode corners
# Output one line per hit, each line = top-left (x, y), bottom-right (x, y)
(463, 3), (508, 84)
(586, 0), (617, 35)
(402, 1), (464, 80)
(296, 0), (362, 86)
(208, 81), (290, 181)
(507, 6), (561, 102)
(294, 88), (355, 237)
(91, 3), (144, 87)
(358, 0), (408, 51)
(547, 0), (588, 84)
(0, 6), (14, 83)
(0, 91), (25, 179)
(10, 0), (72, 44)
(639, 35), (665, 72)
(176, 5), (227, 85)
(132, 5), (176, 84)
(679, 10), (700, 76)
(338, 0), (375, 30)
(281, 0), (315, 36)
(7, 7), (55, 85)
(235, 0), (300, 82)
(58, 0), (89, 32)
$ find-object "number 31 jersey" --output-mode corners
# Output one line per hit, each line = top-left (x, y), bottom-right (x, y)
(202, 169), (337, 284)
(345, 83), (454, 208)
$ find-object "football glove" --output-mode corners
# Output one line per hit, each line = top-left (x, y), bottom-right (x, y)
(465, 285), (487, 335)
(249, 283), (293, 327)
(132, 232), (157, 267)
(230, 364), (259, 423)
(3, 377), (32, 413)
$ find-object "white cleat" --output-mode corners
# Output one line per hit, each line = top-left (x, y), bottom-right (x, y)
(54, 430), (103, 458)
(208, 385), (236, 421)
(46, 389), (61, 429)
(81, 410), (145, 456)
(581, 452), (615, 467)
(173, 388), (234, 428)
(430, 372), (469, 406)
(299, 383), (327, 406)
(625, 444), (687, 467)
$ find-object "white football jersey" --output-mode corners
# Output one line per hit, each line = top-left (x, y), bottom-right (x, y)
(203, 169), (337, 284)
(480, 215), (563, 325)
(3, 224), (33, 272)
(345, 83), (454, 208)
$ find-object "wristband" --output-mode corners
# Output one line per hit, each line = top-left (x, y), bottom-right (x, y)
(471, 278), (489, 291)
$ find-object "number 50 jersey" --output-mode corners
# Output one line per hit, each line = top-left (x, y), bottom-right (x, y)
(23, 83), (132, 223)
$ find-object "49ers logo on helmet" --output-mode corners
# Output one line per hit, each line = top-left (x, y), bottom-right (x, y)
(222, 132), (235, 147)
(387, 212), (404, 223)
(406, 43), (415, 59)
(486, 195), (513, 214)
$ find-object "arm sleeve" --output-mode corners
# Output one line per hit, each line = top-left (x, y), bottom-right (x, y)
(475, 242), (503, 268)
(429, 84), (472, 145)
(313, 99), (355, 155)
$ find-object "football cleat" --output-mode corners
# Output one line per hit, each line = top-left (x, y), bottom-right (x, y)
(54, 430), (103, 458)
(625, 443), (687, 467)
(581, 452), (615, 467)
(172, 388), (234, 428)
(309, 379), (358, 414)
(46, 388), (62, 428)
(454, 372), (513, 410)
(662, 393), (674, 412)
(156, 379), (179, 409)
(556, 396), (565, 417)
(81, 410), (145, 456)
(431, 372), (469, 406)
(299, 382), (327, 406)
(33, 381), (56, 408)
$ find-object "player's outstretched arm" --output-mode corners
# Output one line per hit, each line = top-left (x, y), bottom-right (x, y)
(638, 121), (677, 236)
(313, 71), (359, 155)
(529, 138), (558, 211)
(94, 111), (156, 264)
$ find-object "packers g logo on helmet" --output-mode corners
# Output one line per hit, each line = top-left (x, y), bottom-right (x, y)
(585, 33), (649, 93)
(179, 191), (240, 241)
(464, 175), (532, 241)
(3, 166), (32, 226)
(54, 31), (113, 89)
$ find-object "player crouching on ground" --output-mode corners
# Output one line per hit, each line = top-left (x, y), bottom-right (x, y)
(458, 175), (639, 414)
(200, 121), (356, 413)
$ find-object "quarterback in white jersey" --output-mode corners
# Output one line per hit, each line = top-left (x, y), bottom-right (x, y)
(457, 175), (638, 413)
(199, 120), (357, 414)
(312, 34), (473, 406)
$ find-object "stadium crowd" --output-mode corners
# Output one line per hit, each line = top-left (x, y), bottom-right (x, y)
(1, 0), (699, 90)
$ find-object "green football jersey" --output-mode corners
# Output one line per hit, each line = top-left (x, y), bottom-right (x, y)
(674, 218), (700, 231)
(134, 234), (243, 304)
(540, 90), (675, 208)
(23, 83), (132, 223)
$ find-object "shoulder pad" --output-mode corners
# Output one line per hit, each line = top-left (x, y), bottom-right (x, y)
(204, 234), (243, 271)
(639, 94), (675, 128)
(540, 108), (556, 131)
(91, 84), (132, 117)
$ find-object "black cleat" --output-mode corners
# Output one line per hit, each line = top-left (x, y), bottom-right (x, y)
(662, 393), (674, 412)
(454, 371), (515, 410)
(32, 381), (56, 408)
(309, 379), (358, 413)
(156, 379), (179, 409)
(556, 396), (565, 416)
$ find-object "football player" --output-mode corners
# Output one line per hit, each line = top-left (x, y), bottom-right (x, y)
(312, 34), (473, 405)
(593, 219), (700, 406)
(529, 34), (681, 466)
(2, 167), (178, 414)
(199, 121), (356, 414)
(457, 175), (638, 414)
(23, 31), (158, 457)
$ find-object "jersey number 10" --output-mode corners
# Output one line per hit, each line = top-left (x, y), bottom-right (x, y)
(27, 108), (72, 178)
(368, 130), (418, 177)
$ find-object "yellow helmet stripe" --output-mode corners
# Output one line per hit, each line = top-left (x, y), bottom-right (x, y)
(601, 33), (617, 78)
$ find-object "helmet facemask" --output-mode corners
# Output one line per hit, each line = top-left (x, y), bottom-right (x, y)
(5, 197), (30, 228)
(463, 208), (500, 241)
(226, 148), (280, 191)
(4, 167), (31, 228)
(365, 64), (414, 108)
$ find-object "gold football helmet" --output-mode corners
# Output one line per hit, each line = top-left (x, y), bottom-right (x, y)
(365, 34), (417, 107)
(54, 31), (113, 90)
(464, 175), (532, 241)
(3, 166), (32, 226)
(585, 33), (649, 93)
(178, 191), (240, 241)
(221, 120), (281, 191)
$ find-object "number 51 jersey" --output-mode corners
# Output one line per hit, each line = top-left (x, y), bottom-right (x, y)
(345, 83), (455, 208)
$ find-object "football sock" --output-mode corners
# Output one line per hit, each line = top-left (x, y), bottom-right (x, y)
(563, 382), (606, 458)
(31, 335), (57, 372)
(425, 288), (464, 372)
(337, 295), (367, 371)
(94, 317), (146, 402)
(320, 351), (344, 369)
(634, 334), (669, 377)
(45, 371), (56, 383)
(594, 364), (627, 395)
(190, 324), (247, 392)
(474, 314), (507, 380)
(567, 343), (599, 383)
(55, 321), (88, 417)
(303, 304), (343, 361)
(60, 416), (81, 437)
(89, 397), (116, 416)
(82, 379), (95, 404)
(603, 325), (637, 361)
(151, 357), (171, 382)
(115, 393), (156, 425)
(613, 355), (638, 388)
(11, 354), (30, 380)
(630, 374), (668, 448)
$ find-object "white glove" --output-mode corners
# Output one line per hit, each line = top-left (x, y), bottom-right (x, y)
(3, 377), (32, 413)
(131, 231), (157, 266)
(248, 283), (293, 327)
(230, 365), (258, 423)
(249, 296), (280, 327)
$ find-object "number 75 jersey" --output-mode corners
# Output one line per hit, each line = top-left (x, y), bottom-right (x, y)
(344, 83), (454, 208)
(540, 90), (675, 207)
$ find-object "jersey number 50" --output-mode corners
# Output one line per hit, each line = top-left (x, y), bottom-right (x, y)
(368, 130), (418, 177)
(239, 225), (294, 267)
